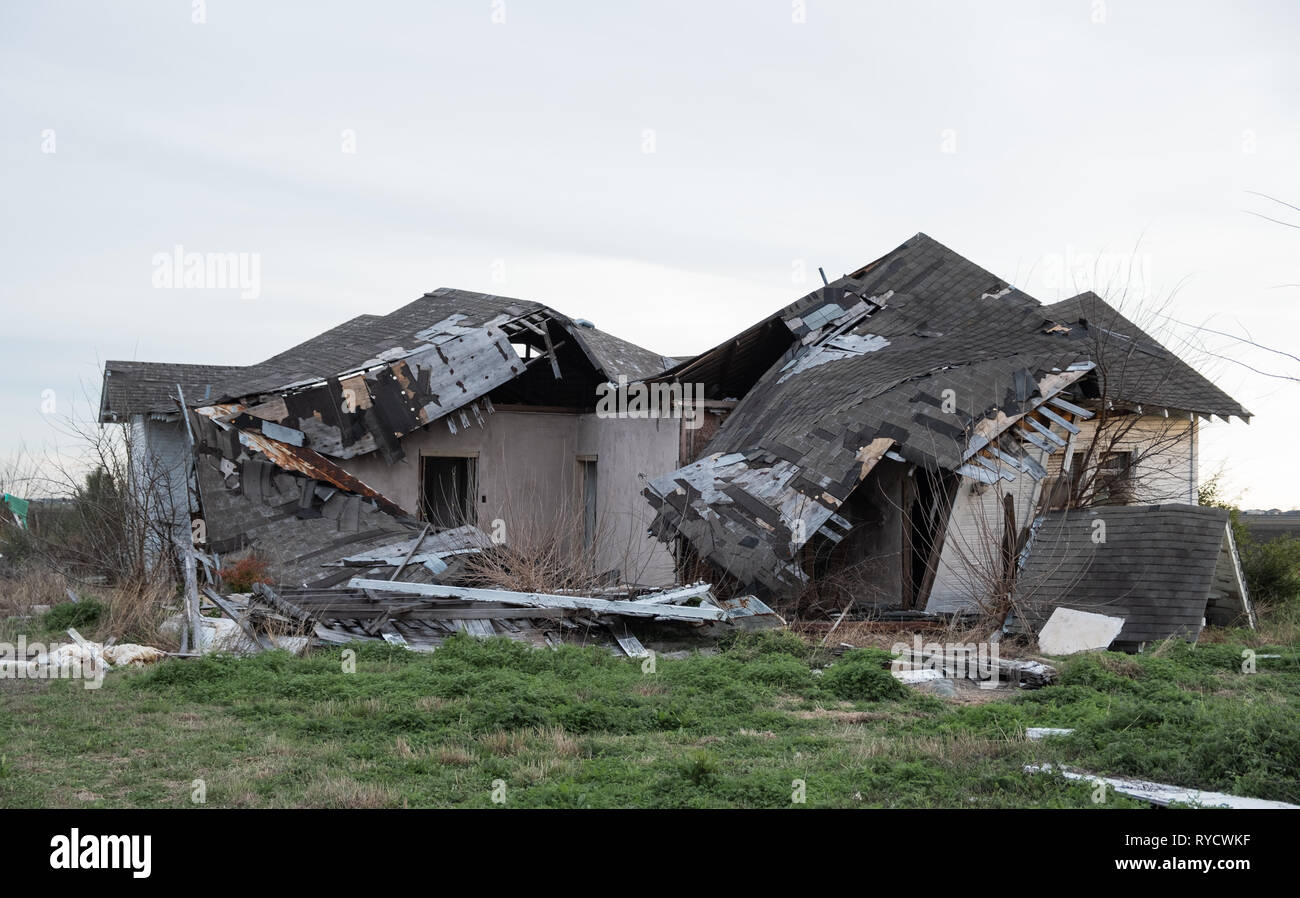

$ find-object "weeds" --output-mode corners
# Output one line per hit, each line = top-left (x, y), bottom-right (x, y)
(0, 625), (1294, 808)
(44, 599), (104, 631)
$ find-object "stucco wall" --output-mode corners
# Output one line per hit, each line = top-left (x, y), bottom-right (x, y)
(576, 413), (679, 587)
(342, 409), (579, 537)
(341, 408), (679, 586)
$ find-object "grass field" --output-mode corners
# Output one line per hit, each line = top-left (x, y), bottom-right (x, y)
(2, 620), (1297, 809)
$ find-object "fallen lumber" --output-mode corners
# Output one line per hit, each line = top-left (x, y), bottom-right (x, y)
(348, 578), (731, 623)
(251, 583), (313, 625)
(892, 646), (1056, 688)
(615, 633), (651, 658)
(202, 587), (265, 652)
(1025, 727), (1074, 741)
(711, 594), (785, 629)
(389, 523), (429, 581)
(1024, 764), (1299, 809)
(630, 583), (713, 605)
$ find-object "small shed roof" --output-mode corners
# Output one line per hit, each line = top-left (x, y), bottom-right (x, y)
(1013, 503), (1253, 647)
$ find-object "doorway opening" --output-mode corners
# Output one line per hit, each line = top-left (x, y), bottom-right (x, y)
(419, 455), (477, 530)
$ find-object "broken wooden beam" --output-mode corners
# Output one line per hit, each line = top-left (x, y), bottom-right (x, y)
(347, 578), (733, 622)
(389, 523), (430, 581)
(629, 582), (714, 605)
(250, 582), (314, 625)
(892, 646), (1056, 688)
(202, 587), (265, 652)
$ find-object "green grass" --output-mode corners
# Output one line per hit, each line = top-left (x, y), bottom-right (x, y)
(43, 599), (105, 632)
(1, 629), (1296, 808)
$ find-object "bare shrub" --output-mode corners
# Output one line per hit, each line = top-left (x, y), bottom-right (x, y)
(0, 569), (69, 617)
(461, 490), (618, 595)
(101, 578), (181, 650)
(0, 374), (187, 645)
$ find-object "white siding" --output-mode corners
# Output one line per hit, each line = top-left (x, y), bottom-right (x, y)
(927, 413), (1198, 613)
(926, 463), (1043, 614)
(128, 417), (192, 560)
(1045, 414), (1196, 504)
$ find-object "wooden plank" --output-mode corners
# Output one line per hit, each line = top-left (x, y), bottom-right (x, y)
(615, 633), (650, 658)
(1046, 395), (1094, 419)
(1014, 423), (1055, 454)
(630, 583), (713, 605)
(463, 619), (495, 638)
(202, 587), (265, 651)
(1023, 413), (1067, 446)
(1035, 404), (1080, 434)
(390, 523), (430, 581)
(348, 578), (732, 622)
(251, 583), (313, 623)
(183, 546), (203, 655)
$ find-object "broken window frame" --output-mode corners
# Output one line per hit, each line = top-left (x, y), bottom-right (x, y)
(1071, 448), (1136, 506)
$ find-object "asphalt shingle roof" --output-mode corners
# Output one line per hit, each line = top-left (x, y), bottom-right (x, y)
(1013, 504), (1250, 645)
(100, 289), (672, 418)
(644, 233), (1252, 595)
(100, 361), (243, 420)
(1042, 292), (1249, 419)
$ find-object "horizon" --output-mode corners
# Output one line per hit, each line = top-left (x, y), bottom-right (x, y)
(2, 2), (1297, 508)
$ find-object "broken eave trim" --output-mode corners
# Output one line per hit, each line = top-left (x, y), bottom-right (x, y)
(959, 364), (1095, 474)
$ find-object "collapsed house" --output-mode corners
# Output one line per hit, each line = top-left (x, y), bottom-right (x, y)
(99, 289), (702, 588)
(642, 233), (1255, 640)
(101, 290), (772, 650)
(101, 233), (1257, 652)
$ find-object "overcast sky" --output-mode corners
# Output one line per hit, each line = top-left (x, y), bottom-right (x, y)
(2, 1), (1297, 507)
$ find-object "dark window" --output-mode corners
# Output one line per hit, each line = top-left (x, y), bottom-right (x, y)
(1073, 450), (1134, 505)
(420, 456), (476, 529)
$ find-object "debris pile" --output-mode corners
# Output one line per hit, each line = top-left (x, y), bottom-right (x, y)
(196, 578), (783, 657)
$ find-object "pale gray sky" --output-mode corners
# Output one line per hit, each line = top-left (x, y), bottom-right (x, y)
(2, 1), (1297, 506)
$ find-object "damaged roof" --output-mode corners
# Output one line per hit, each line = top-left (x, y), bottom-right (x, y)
(100, 361), (243, 420)
(1042, 292), (1250, 420)
(100, 288), (676, 422)
(569, 324), (681, 383)
(1012, 504), (1253, 647)
(644, 234), (1253, 596)
(647, 233), (1112, 593)
(104, 287), (682, 578)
